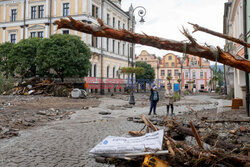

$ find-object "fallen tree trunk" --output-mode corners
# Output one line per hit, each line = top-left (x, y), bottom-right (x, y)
(189, 22), (250, 48)
(54, 16), (250, 72)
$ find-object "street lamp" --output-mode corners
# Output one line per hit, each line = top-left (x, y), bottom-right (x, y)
(129, 5), (146, 105)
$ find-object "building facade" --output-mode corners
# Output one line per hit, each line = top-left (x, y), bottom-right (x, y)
(223, 0), (249, 109)
(182, 54), (212, 92)
(0, 0), (134, 93)
(136, 51), (213, 92)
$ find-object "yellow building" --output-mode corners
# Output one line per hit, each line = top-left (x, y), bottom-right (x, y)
(0, 0), (134, 93)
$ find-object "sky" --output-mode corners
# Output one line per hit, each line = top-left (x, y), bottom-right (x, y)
(121, 0), (228, 64)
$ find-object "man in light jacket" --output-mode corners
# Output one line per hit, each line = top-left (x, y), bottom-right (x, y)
(165, 84), (174, 116)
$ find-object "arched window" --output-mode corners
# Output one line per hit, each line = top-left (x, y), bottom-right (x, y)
(113, 67), (116, 78)
(94, 64), (97, 77)
(107, 66), (109, 78)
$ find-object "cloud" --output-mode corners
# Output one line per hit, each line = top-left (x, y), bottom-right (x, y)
(121, 0), (228, 64)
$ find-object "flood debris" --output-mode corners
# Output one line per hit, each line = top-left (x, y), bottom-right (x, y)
(11, 77), (75, 97)
(91, 114), (250, 167)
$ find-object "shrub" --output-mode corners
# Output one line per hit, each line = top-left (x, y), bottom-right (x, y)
(0, 74), (14, 94)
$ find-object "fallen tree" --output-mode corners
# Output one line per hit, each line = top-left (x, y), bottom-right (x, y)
(188, 22), (250, 48)
(54, 16), (250, 73)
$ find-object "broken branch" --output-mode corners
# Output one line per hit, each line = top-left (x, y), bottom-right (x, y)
(54, 16), (250, 73)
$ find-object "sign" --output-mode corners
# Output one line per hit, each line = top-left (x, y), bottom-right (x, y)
(89, 130), (164, 157)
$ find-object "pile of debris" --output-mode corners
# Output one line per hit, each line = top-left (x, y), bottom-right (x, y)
(0, 126), (19, 139)
(11, 78), (74, 97)
(91, 115), (250, 167)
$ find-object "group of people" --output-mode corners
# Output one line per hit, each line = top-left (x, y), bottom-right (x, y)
(148, 84), (174, 116)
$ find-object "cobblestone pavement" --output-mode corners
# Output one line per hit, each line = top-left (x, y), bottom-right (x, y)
(0, 94), (230, 167)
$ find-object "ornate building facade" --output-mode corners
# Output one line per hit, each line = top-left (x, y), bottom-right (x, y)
(136, 50), (213, 92)
(0, 0), (134, 93)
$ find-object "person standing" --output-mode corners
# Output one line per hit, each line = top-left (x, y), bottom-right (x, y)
(148, 86), (159, 115)
(165, 84), (174, 116)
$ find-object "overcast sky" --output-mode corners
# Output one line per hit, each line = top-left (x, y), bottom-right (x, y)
(121, 0), (228, 64)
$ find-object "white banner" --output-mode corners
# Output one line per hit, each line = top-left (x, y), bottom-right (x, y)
(89, 130), (164, 156)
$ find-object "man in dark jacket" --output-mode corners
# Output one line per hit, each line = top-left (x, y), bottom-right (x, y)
(148, 86), (159, 115)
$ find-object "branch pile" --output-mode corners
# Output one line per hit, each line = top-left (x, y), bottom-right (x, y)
(11, 77), (74, 97)
(94, 114), (249, 167)
(54, 16), (250, 72)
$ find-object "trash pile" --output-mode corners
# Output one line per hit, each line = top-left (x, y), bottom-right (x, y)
(90, 115), (250, 167)
(11, 78), (75, 97)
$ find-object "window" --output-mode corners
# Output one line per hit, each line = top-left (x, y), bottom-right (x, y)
(31, 6), (36, 19)
(10, 34), (16, 43)
(92, 5), (98, 18)
(93, 64), (97, 77)
(113, 17), (115, 28)
(38, 5), (44, 18)
(38, 31), (44, 38)
(122, 44), (125, 55)
(168, 70), (172, 76)
(113, 67), (115, 78)
(192, 72), (196, 78)
(145, 58), (147, 60)
(89, 65), (92, 77)
(107, 14), (110, 25)
(63, 3), (70, 16)
(168, 56), (172, 60)
(185, 84), (188, 89)
(174, 70), (179, 76)
(123, 23), (125, 29)
(161, 70), (165, 76)
(62, 30), (69, 34)
(118, 42), (120, 55)
(118, 20), (120, 29)
(106, 38), (109, 51)
(200, 72), (203, 79)
(171, 62), (175, 67)
(30, 32), (36, 38)
(185, 72), (188, 78)
(107, 66), (109, 78)
(11, 9), (17, 21)
(165, 63), (169, 67)
(200, 84), (204, 89)
(141, 58), (143, 60)
(193, 84), (196, 89)
(112, 40), (115, 53)
(92, 36), (98, 48)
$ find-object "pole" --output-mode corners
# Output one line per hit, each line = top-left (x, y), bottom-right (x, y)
(243, 0), (249, 116)
(100, 0), (104, 95)
(129, 14), (135, 105)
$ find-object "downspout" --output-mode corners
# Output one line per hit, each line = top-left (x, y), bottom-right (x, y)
(49, 0), (52, 36)
(23, 0), (26, 39)
(243, 0), (249, 116)
(100, 0), (104, 95)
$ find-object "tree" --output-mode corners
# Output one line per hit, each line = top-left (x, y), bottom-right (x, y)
(37, 34), (91, 82)
(55, 17), (250, 72)
(0, 42), (14, 77)
(7, 38), (41, 79)
(135, 61), (155, 91)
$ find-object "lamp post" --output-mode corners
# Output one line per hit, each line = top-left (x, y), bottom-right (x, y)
(129, 5), (146, 105)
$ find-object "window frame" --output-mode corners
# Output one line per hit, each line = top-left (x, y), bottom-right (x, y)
(38, 5), (44, 18)
(10, 34), (16, 44)
(63, 3), (70, 17)
(11, 9), (17, 21)
(31, 6), (36, 19)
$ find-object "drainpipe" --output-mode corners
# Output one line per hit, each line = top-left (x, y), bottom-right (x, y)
(243, 0), (249, 116)
(49, 0), (52, 36)
(23, 0), (26, 39)
(100, 0), (104, 95)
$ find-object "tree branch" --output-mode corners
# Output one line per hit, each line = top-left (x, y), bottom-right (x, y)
(189, 22), (250, 48)
(54, 16), (250, 72)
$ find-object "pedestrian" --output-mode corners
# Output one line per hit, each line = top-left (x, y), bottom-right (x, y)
(165, 84), (174, 116)
(148, 86), (159, 115)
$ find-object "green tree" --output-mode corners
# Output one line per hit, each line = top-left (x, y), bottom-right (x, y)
(0, 42), (14, 77)
(135, 61), (155, 82)
(37, 34), (91, 82)
(135, 61), (155, 91)
(7, 38), (41, 79)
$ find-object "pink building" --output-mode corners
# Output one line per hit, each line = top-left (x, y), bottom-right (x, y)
(182, 55), (212, 92)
